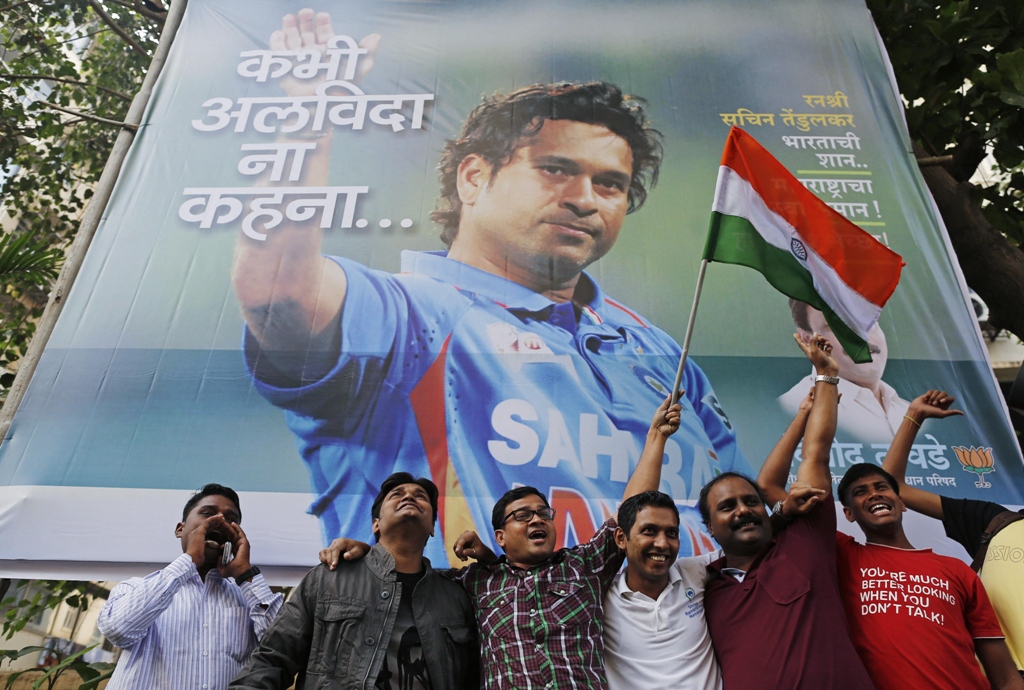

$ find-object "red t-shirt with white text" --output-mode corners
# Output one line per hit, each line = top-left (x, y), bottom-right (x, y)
(835, 533), (1004, 690)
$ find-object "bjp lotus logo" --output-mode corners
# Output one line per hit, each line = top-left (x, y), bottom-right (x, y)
(952, 446), (996, 488)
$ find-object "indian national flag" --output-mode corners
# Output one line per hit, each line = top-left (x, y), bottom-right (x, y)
(704, 127), (904, 363)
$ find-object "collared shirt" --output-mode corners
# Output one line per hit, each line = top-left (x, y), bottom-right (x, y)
(704, 495), (875, 689)
(98, 553), (283, 690)
(603, 550), (722, 690)
(719, 567), (747, 582)
(445, 518), (624, 690)
(246, 250), (748, 565)
(779, 373), (909, 442)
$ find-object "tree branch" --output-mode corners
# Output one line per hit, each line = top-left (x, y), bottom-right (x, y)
(101, 0), (166, 25)
(7, 27), (114, 62)
(86, 0), (149, 58)
(916, 155), (954, 167)
(35, 100), (138, 131)
(914, 142), (1024, 341)
(0, 0), (35, 12)
(3, 74), (132, 101)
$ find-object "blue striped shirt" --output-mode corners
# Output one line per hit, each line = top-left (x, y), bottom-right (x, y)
(98, 553), (283, 690)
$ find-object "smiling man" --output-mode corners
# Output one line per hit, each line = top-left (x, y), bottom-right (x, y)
(232, 472), (478, 689)
(881, 390), (1024, 678)
(833, 464), (1023, 689)
(703, 334), (875, 689)
(603, 489), (723, 690)
(432, 400), (683, 689)
(98, 484), (283, 690)
(756, 339), (1023, 690)
(235, 9), (749, 564)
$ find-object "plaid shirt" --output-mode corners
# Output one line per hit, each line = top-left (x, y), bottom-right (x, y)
(446, 519), (624, 690)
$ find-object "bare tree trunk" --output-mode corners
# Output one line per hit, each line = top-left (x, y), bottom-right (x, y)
(915, 143), (1024, 341)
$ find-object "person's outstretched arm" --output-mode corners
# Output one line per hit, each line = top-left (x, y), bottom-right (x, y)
(792, 333), (839, 492)
(880, 389), (963, 520)
(233, 10), (381, 371)
(319, 538), (371, 570)
(622, 396), (682, 501)
(759, 333), (838, 499)
(757, 388), (813, 505)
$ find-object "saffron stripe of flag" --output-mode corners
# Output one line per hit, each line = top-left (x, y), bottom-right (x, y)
(703, 127), (904, 363)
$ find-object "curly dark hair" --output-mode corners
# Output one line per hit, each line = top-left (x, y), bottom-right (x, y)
(431, 81), (664, 247)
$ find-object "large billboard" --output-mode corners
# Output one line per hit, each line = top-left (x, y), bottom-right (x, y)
(1, 0), (1020, 580)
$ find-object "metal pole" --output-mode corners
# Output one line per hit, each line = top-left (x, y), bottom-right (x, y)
(670, 258), (709, 406)
(0, 0), (189, 444)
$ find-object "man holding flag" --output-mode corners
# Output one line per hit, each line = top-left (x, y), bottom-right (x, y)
(702, 334), (876, 689)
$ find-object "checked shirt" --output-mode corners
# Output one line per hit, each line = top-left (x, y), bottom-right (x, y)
(445, 518), (624, 690)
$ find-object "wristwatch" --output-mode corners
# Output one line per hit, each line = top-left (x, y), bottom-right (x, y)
(771, 500), (792, 523)
(234, 566), (260, 585)
(814, 374), (840, 385)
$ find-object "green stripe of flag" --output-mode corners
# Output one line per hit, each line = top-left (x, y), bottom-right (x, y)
(705, 211), (872, 363)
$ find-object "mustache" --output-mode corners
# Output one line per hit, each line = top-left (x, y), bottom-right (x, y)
(730, 515), (762, 529)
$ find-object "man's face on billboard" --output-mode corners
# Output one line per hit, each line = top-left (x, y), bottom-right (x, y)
(804, 307), (888, 390)
(452, 119), (633, 292)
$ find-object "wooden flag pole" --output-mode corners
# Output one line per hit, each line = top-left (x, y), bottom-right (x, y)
(670, 258), (710, 406)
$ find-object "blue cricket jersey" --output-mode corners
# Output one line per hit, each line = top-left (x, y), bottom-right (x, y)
(245, 251), (749, 564)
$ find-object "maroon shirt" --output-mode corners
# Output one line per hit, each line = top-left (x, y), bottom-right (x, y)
(704, 494), (874, 689)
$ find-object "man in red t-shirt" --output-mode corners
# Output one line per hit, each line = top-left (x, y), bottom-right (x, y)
(832, 463), (1021, 690)
(757, 336), (1023, 690)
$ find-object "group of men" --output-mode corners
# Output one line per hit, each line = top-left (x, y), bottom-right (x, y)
(97, 8), (1023, 689)
(98, 332), (1024, 689)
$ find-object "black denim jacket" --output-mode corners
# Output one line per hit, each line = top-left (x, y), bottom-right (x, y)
(231, 544), (479, 689)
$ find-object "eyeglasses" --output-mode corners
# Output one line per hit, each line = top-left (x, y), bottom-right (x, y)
(501, 507), (557, 526)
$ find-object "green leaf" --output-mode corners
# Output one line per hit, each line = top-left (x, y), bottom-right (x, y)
(996, 48), (1024, 94)
(77, 668), (115, 690)
(0, 646), (49, 661)
(5, 668), (37, 690)
(29, 645), (99, 690)
(68, 661), (99, 681)
(998, 91), (1024, 107)
(0, 232), (62, 289)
